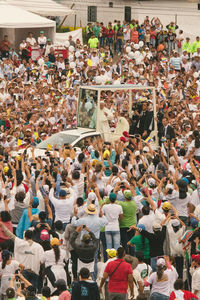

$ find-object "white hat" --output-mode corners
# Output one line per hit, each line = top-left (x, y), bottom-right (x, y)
(197, 123), (200, 127)
(88, 192), (96, 201)
(166, 184), (174, 190)
(153, 222), (162, 231)
(135, 151), (140, 156)
(148, 178), (156, 187)
(143, 146), (149, 153)
(157, 258), (165, 267)
(171, 219), (180, 227)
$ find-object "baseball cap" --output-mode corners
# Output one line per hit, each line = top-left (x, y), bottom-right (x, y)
(171, 219), (180, 227)
(153, 222), (162, 231)
(32, 196), (39, 206)
(106, 248), (117, 258)
(138, 224), (146, 230)
(59, 189), (67, 197)
(135, 150), (140, 156)
(40, 229), (49, 241)
(162, 201), (171, 211)
(109, 193), (117, 201)
(190, 217), (199, 228)
(148, 178), (156, 187)
(50, 238), (60, 246)
(157, 258), (165, 267)
(123, 190), (132, 200)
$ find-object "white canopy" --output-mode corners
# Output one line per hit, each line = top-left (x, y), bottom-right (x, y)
(6, 0), (74, 17)
(0, 2), (55, 28)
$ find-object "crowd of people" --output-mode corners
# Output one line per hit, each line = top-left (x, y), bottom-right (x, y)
(0, 14), (199, 300)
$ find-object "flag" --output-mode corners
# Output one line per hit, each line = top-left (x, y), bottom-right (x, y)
(34, 132), (38, 139)
(17, 139), (22, 146)
(160, 89), (166, 99)
(87, 59), (93, 67)
(47, 144), (52, 150)
(144, 136), (151, 143)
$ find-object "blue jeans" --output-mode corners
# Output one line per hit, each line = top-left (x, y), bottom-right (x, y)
(105, 231), (120, 250)
(106, 38), (113, 53)
(99, 36), (105, 48)
(150, 292), (169, 300)
(94, 241), (99, 281)
(116, 39), (123, 54)
(22, 270), (39, 291)
(100, 231), (107, 262)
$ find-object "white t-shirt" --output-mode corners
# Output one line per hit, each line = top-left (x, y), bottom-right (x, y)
(138, 211), (155, 233)
(49, 188), (76, 223)
(136, 263), (152, 291)
(14, 237), (44, 275)
(192, 267), (200, 298)
(172, 194), (191, 217)
(26, 37), (36, 46)
(0, 260), (19, 294)
(147, 270), (171, 296)
(41, 248), (66, 268)
(102, 203), (123, 231)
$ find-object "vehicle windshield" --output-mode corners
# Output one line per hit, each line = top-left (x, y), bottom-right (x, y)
(36, 133), (78, 149)
(78, 88), (98, 129)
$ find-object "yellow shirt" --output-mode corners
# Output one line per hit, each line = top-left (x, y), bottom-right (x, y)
(88, 37), (99, 48)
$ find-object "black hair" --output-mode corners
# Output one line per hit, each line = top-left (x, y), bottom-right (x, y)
(117, 246), (125, 259)
(1, 211), (11, 222)
(174, 278), (184, 290)
(193, 130), (200, 148)
(78, 153), (85, 163)
(25, 230), (33, 240)
(54, 220), (63, 231)
(135, 251), (144, 262)
(112, 165), (118, 175)
(122, 159), (128, 169)
(77, 197), (84, 206)
(72, 170), (80, 180)
(79, 267), (90, 279)
(15, 191), (25, 203)
(94, 150), (99, 158)
(142, 205), (150, 216)
(52, 245), (60, 263)
(179, 148), (186, 157)
(39, 211), (47, 222)
(41, 286), (51, 298)
(1, 250), (11, 269)
(177, 179), (188, 199)
(6, 287), (15, 299)
(16, 170), (24, 186)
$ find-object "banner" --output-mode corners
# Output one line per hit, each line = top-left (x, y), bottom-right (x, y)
(54, 28), (83, 45)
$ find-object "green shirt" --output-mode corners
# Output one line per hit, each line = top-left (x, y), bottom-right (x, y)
(192, 41), (200, 53)
(88, 37), (99, 48)
(182, 41), (192, 53)
(119, 200), (137, 228)
(93, 26), (100, 37)
(130, 235), (150, 259)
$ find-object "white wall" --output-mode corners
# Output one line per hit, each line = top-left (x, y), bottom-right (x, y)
(61, 0), (200, 41)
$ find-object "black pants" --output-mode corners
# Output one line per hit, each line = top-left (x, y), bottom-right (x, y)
(120, 228), (135, 255)
(1, 50), (9, 58)
(70, 250), (78, 279)
(175, 256), (184, 279)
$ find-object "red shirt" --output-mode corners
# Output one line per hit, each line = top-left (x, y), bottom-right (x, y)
(105, 258), (133, 294)
(170, 290), (198, 300)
